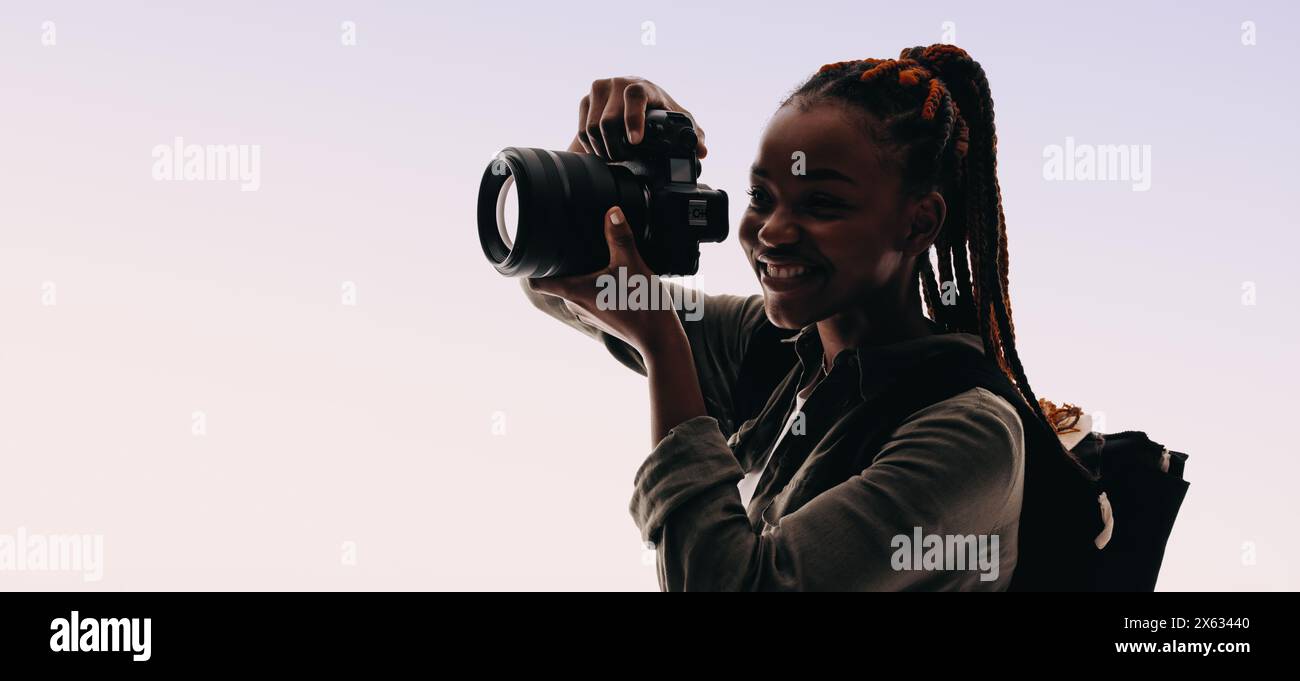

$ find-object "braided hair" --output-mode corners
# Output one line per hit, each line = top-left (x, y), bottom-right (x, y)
(784, 44), (1064, 435)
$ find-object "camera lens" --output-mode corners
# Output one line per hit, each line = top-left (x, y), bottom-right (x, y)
(478, 147), (647, 278)
(496, 175), (519, 250)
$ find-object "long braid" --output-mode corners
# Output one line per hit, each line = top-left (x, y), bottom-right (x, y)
(918, 251), (942, 324)
(961, 59), (1056, 428)
(783, 44), (1066, 440)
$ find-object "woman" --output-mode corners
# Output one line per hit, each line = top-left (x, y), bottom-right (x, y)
(523, 45), (1103, 591)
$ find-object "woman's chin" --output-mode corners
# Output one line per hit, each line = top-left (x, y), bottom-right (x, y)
(763, 299), (821, 330)
(759, 269), (834, 330)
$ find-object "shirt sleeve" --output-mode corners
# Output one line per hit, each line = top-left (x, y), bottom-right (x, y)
(519, 277), (767, 435)
(628, 387), (1026, 591)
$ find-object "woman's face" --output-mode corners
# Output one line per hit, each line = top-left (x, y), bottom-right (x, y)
(738, 101), (928, 330)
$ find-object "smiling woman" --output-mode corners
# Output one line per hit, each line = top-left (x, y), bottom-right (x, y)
(521, 45), (1107, 591)
(741, 101), (942, 341)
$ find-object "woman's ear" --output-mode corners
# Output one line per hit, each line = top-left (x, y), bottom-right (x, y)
(902, 191), (947, 255)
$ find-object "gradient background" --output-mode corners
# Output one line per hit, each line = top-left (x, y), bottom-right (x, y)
(1, 0), (1295, 591)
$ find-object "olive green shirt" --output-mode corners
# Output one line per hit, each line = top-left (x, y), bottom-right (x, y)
(521, 280), (1025, 591)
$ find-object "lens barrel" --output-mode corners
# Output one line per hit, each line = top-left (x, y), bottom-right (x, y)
(477, 147), (646, 278)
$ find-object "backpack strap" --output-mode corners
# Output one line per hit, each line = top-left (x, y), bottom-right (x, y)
(878, 345), (1105, 591)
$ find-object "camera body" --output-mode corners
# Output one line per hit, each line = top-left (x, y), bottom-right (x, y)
(615, 110), (728, 275)
(478, 110), (728, 278)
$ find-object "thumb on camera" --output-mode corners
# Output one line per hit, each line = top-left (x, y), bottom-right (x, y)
(604, 206), (637, 264)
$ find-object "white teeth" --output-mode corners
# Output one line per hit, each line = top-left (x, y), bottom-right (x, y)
(765, 264), (808, 279)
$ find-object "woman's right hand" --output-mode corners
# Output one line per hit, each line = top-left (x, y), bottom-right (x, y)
(573, 77), (707, 160)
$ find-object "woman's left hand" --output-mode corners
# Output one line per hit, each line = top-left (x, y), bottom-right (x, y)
(527, 206), (686, 358)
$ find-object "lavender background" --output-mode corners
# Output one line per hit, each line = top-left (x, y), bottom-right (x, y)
(1, 0), (1295, 590)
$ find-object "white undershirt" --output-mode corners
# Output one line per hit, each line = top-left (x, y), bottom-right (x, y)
(737, 364), (824, 509)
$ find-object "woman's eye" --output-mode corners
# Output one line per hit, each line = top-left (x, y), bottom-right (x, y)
(804, 196), (848, 218)
(746, 188), (847, 218)
(746, 186), (773, 209)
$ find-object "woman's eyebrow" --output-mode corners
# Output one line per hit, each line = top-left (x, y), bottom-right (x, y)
(750, 165), (856, 185)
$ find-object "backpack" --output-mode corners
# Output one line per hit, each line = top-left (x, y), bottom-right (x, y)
(1069, 429), (1190, 591)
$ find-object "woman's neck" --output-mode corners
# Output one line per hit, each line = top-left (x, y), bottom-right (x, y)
(815, 304), (936, 370)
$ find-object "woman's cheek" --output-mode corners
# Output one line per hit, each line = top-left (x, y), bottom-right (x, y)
(736, 214), (760, 247)
(822, 249), (884, 296)
(868, 251), (907, 288)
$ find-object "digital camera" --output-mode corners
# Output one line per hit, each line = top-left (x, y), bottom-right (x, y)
(477, 110), (728, 278)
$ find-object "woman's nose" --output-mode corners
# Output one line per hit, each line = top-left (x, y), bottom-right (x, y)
(756, 211), (800, 247)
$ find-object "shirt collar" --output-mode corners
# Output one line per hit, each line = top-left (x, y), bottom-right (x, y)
(779, 319), (987, 401)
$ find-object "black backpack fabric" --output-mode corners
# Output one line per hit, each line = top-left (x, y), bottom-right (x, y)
(1070, 430), (1190, 591)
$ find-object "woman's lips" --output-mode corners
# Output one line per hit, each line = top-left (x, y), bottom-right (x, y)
(758, 260), (823, 293)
